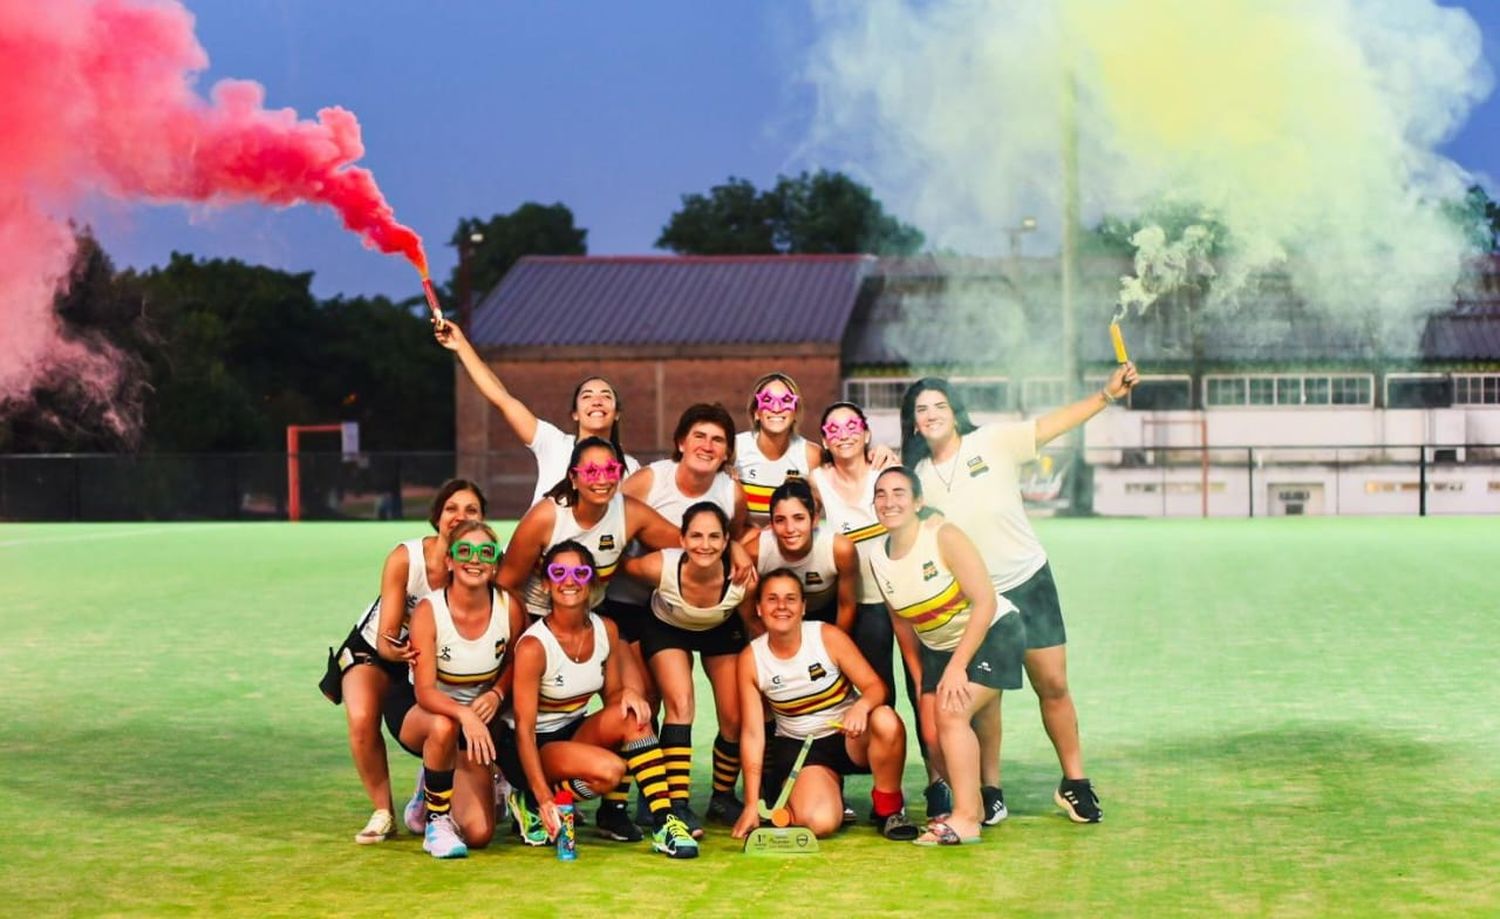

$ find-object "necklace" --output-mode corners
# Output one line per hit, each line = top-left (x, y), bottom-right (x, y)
(931, 447), (963, 492)
(547, 619), (590, 663)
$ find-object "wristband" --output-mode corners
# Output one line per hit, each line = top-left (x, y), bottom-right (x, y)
(1100, 389), (1117, 406)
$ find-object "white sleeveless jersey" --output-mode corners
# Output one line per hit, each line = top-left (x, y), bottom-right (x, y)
(355, 538), (439, 646)
(507, 614), (610, 734)
(810, 466), (886, 604)
(757, 526), (839, 615)
(751, 622), (857, 740)
(428, 588), (514, 705)
(867, 521), (1017, 652)
(735, 430), (811, 524)
(608, 459), (738, 605)
(523, 493), (628, 617)
(650, 548), (747, 631)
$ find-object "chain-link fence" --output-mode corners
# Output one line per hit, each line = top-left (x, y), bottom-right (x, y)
(2, 445), (1497, 521)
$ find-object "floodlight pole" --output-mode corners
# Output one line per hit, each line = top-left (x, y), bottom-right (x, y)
(1060, 66), (1087, 512)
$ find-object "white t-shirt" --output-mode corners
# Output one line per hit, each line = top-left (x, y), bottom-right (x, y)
(913, 421), (1047, 592)
(527, 419), (641, 508)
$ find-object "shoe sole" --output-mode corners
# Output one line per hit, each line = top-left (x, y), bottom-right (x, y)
(596, 827), (644, 842)
(982, 805), (1008, 826)
(354, 831), (393, 845)
(425, 847), (469, 859)
(653, 843), (700, 859)
(1053, 790), (1102, 824)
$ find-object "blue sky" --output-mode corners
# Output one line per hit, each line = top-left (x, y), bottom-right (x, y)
(82, 1), (1500, 302)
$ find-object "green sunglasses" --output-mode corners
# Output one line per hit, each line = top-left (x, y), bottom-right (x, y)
(449, 541), (501, 564)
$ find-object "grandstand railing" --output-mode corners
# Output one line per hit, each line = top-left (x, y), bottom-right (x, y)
(1, 445), (1497, 521)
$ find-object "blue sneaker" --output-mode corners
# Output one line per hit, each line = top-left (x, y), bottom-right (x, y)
(423, 814), (468, 859)
(652, 813), (699, 859)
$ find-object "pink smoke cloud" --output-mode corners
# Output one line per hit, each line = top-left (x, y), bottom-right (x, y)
(0, 0), (426, 427)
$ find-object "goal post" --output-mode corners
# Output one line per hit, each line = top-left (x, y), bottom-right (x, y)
(286, 422), (359, 522)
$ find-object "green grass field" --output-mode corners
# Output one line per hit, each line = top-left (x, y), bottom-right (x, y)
(2, 517), (1497, 917)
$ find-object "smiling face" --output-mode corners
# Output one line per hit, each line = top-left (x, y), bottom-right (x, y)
(820, 405), (869, 461)
(912, 389), (958, 446)
(681, 507), (728, 569)
(571, 378), (619, 438)
(569, 443), (622, 507)
(873, 469), (922, 533)
(677, 421), (729, 476)
(756, 573), (805, 636)
(446, 524), (499, 588)
(545, 548), (592, 612)
(754, 378), (799, 436)
(436, 489), (484, 540)
(770, 495), (814, 556)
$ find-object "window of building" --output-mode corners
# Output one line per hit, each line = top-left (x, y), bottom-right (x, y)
(1204, 374), (1374, 408)
(1453, 373), (1500, 405)
(1128, 376), (1193, 410)
(1385, 374), (1452, 409)
(842, 379), (913, 411)
(952, 379), (1011, 412)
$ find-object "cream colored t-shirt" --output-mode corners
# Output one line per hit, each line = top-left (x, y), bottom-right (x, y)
(913, 421), (1047, 591)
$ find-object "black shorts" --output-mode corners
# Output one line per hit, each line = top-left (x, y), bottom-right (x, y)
(1001, 562), (1067, 650)
(917, 610), (1026, 692)
(382, 681), (506, 759)
(762, 732), (866, 796)
(596, 599), (650, 644)
(495, 718), (586, 790)
(804, 602), (838, 626)
(318, 625), (408, 705)
(641, 613), (746, 660)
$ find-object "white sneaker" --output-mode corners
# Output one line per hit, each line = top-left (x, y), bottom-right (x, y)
(404, 768), (426, 835)
(354, 809), (394, 844)
(423, 814), (468, 859)
(493, 770), (512, 821)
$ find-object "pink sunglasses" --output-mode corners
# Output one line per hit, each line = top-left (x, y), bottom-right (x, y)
(755, 390), (799, 413)
(572, 461), (624, 484)
(546, 564), (594, 584)
(821, 418), (866, 439)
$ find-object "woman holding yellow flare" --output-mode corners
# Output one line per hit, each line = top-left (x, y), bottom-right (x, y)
(898, 363), (1136, 826)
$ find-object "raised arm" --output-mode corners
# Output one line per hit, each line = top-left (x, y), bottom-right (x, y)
(434, 320), (540, 446)
(1034, 362), (1139, 447)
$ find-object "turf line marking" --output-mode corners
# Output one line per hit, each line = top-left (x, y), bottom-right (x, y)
(0, 523), (240, 549)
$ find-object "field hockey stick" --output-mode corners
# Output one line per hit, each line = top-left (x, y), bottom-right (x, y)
(758, 719), (842, 820)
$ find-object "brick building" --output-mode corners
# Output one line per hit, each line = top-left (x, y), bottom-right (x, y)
(458, 254), (874, 515)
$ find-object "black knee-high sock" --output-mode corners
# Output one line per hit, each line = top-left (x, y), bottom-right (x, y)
(622, 734), (672, 822)
(659, 723), (693, 803)
(423, 768), (455, 822)
(711, 733), (740, 796)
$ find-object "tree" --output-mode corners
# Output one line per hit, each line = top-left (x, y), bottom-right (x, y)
(656, 169), (924, 256)
(1444, 184), (1500, 253)
(447, 202), (587, 303)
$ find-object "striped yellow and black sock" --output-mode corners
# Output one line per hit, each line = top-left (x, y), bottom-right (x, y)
(422, 768), (455, 822)
(622, 734), (672, 821)
(711, 733), (740, 796)
(659, 722), (693, 804)
(604, 780), (630, 808)
(554, 778), (598, 801)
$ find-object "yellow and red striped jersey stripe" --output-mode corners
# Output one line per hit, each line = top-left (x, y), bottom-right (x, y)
(768, 674), (853, 717)
(537, 691), (593, 714)
(439, 666), (501, 686)
(893, 580), (970, 635)
(842, 521), (887, 544)
(743, 481), (776, 515)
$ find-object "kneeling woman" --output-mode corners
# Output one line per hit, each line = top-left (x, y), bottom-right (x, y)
(621, 502), (749, 833)
(501, 540), (699, 860)
(868, 467), (1027, 846)
(384, 520), (527, 858)
(731, 570), (918, 842)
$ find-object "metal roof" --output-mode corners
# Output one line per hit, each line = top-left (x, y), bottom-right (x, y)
(1421, 306), (1500, 361)
(469, 255), (875, 349)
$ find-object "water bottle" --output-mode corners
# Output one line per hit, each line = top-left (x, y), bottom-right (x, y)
(554, 788), (577, 861)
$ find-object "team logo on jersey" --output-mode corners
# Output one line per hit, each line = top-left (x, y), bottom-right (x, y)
(746, 468), (759, 480)
(922, 561), (938, 581)
(805, 571), (824, 586)
(786, 469), (802, 479)
(405, 595), (420, 610)
(967, 456), (990, 477)
(553, 673), (566, 686)
(807, 662), (828, 681)
(771, 674), (783, 686)
(598, 534), (616, 552)
(439, 645), (452, 661)
(494, 638), (508, 658)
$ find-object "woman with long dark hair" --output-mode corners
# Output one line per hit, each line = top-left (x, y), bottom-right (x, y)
(898, 366), (1136, 824)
